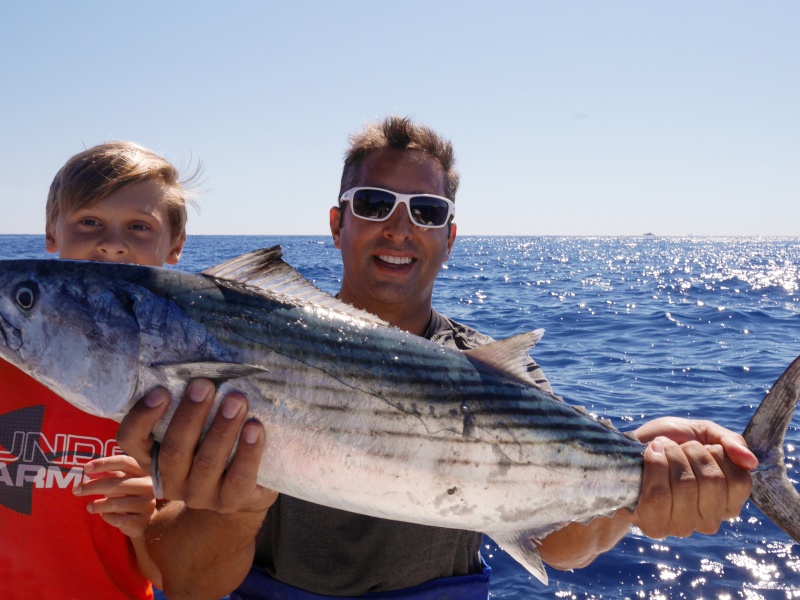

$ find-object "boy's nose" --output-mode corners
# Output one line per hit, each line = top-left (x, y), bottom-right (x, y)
(96, 233), (128, 259)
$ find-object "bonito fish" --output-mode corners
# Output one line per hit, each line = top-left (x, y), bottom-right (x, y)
(0, 247), (798, 584)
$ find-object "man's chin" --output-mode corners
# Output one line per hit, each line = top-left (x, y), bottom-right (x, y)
(365, 283), (416, 307)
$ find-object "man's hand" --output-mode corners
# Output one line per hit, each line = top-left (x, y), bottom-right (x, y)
(620, 417), (755, 539)
(116, 378), (277, 514)
(116, 380), (277, 598)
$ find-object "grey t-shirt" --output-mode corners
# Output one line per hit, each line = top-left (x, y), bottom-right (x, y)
(253, 309), (551, 595)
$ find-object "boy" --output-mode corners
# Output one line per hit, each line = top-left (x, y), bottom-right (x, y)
(0, 141), (191, 599)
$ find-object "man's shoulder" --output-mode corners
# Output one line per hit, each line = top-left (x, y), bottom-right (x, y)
(425, 309), (495, 351)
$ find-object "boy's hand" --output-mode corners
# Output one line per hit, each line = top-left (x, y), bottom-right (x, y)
(74, 455), (157, 538)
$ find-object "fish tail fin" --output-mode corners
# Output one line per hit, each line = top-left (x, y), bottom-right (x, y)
(743, 355), (800, 542)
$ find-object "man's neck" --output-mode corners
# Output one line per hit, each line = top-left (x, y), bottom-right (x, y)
(337, 290), (432, 336)
(379, 306), (433, 337)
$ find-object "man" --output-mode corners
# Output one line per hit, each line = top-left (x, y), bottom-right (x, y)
(117, 116), (755, 599)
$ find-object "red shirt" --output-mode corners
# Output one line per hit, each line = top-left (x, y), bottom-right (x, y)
(0, 360), (154, 600)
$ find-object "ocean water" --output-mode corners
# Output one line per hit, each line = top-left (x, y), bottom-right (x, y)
(1, 234), (799, 599)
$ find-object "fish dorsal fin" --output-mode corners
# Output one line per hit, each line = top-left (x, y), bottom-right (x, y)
(202, 246), (305, 292)
(463, 329), (544, 386)
(487, 530), (549, 584)
(201, 246), (388, 327)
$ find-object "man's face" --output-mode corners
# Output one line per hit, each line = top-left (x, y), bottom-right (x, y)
(330, 148), (457, 324)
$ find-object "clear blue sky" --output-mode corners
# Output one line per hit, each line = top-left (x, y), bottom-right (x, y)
(1, 1), (798, 237)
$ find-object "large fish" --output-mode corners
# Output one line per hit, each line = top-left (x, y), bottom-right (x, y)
(0, 247), (798, 584)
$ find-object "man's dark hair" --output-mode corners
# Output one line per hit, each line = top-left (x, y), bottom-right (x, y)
(340, 116), (460, 202)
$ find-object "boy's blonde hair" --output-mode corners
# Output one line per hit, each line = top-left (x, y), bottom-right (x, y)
(46, 141), (194, 240)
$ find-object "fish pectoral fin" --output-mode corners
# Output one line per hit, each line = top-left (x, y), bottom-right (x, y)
(464, 329), (544, 387)
(487, 529), (549, 585)
(153, 362), (269, 383)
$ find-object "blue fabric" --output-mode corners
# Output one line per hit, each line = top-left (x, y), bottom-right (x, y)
(230, 559), (491, 600)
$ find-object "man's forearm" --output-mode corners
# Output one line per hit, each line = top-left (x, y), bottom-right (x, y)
(147, 501), (267, 600)
(130, 534), (162, 590)
(536, 512), (631, 570)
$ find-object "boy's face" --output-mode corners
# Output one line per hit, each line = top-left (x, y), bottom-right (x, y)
(46, 180), (185, 267)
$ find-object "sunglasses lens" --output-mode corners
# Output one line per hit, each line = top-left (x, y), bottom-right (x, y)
(409, 196), (451, 227)
(351, 189), (397, 220)
(348, 188), (451, 227)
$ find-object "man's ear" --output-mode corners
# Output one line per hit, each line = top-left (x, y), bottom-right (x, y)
(446, 222), (457, 254)
(165, 233), (186, 265)
(330, 206), (342, 249)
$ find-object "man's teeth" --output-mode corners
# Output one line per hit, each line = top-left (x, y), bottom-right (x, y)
(378, 255), (412, 265)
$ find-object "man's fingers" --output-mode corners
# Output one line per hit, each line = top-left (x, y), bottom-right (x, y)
(633, 437), (675, 539)
(182, 392), (250, 508)
(217, 420), (278, 513)
(718, 433), (758, 471)
(218, 420), (263, 499)
(633, 419), (758, 472)
(116, 378), (274, 514)
(155, 379), (217, 496)
(116, 386), (172, 469)
(682, 442), (726, 534)
(662, 441), (698, 538)
(626, 419), (757, 542)
(706, 444), (753, 519)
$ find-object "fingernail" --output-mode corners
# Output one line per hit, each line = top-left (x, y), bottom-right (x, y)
(83, 462), (94, 473)
(145, 389), (168, 408)
(221, 396), (243, 419)
(243, 422), (261, 444)
(86, 502), (94, 513)
(649, 439), (666, 454)
(73, 482), (82, 495)
(189, 379), (213, 403)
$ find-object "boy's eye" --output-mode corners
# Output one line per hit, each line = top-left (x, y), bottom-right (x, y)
(78, 218), (101, 227)
(130, 223), (152, 231)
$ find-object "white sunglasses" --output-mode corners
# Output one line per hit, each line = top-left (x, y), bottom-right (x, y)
(340, 187), (455, 229)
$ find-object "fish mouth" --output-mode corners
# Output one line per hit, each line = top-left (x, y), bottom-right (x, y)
(0, 311), (22, 351)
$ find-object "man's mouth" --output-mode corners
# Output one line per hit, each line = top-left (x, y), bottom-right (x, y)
(377, 255), (413, 266)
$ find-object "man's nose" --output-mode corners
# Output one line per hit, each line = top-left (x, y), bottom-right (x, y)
(382, 204), (414, 240)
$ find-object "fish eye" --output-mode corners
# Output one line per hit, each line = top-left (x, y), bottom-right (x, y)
(14, 282), (38, 310)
